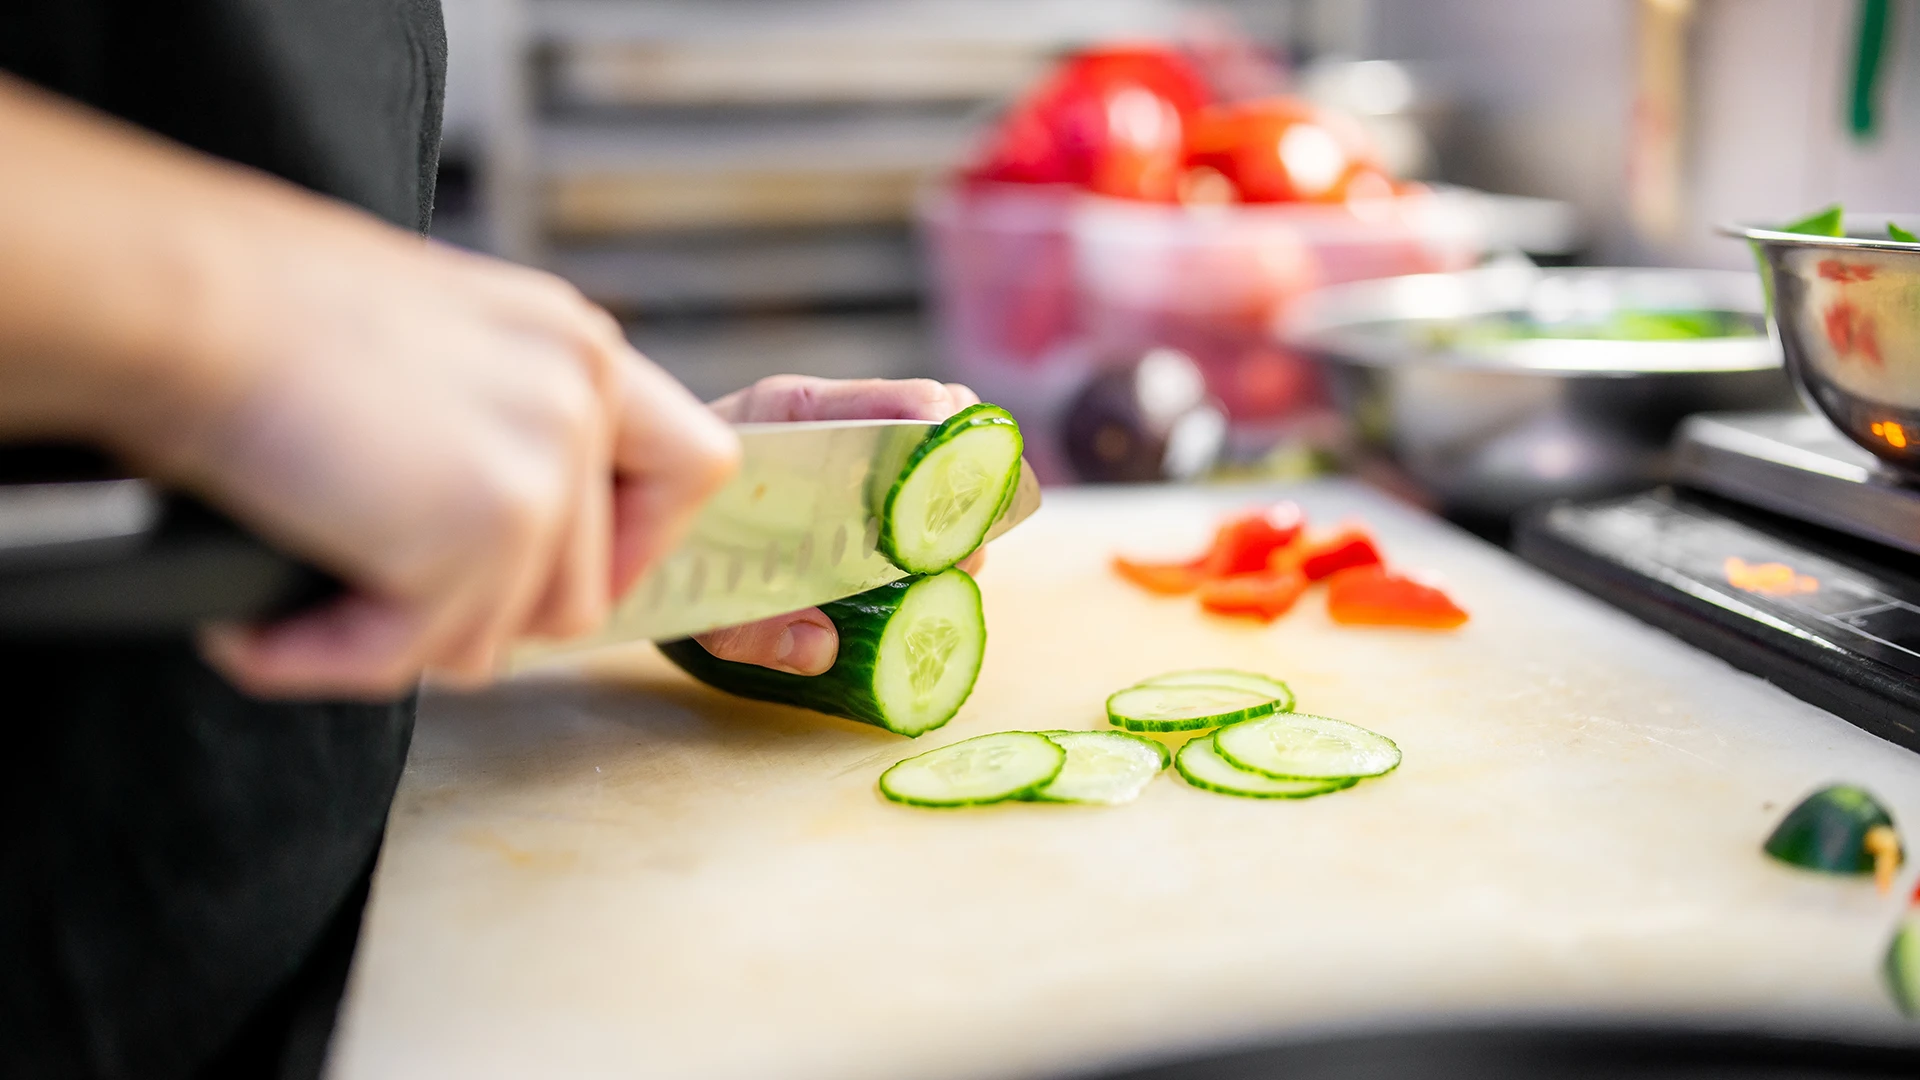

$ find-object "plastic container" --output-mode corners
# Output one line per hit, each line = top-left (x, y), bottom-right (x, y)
(919, 180), (1486, 480)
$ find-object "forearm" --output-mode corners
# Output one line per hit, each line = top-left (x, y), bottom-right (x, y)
(0, 74), (374, 460)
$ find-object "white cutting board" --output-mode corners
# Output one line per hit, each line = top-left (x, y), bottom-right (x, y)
(326, 482), (1920, 1080)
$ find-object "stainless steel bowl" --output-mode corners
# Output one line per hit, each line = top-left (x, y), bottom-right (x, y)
(1283, 266), (1795, 518)
(1727, 215), (1920, 475)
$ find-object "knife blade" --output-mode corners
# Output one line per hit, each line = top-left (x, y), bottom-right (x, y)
(509, 418), (1041, 666)
(0, 420), (1040, 641)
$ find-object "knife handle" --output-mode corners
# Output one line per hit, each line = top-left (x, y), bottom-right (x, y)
(0, 475), (338, 636)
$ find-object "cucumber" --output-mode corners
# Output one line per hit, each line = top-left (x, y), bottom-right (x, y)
(1106, 684), (1277, 733)
(1213, 713), (1401, 780)
(879, 731), (1064, 807)
(1175, 734), (1354, 799)
(1763, 785), (1901, 876)
(877, 403), (1024, 575)
(1135, 669), (1295, 713)
(1028, 730), (1169, 806)
(1888, 913), (1920, 1017)
(658, 568), (984, 737)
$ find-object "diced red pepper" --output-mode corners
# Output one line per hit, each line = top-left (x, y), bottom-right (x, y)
(1198, 568), (1309, 622)
(1199, 504), (1305, 577)
(1292, 529), (1383, 581)
(1112, 555), (1206, 595)
(1325, 565), (1468, 629)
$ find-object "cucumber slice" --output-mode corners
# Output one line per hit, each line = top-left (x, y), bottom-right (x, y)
(879, 731), (1065, 807)
(658, 568), (984, 737)
(1028, 730), (1169, 805)
(877, 403), (1024, 575)
(1135, 669), (1295, 713)
(1175, 735), (1354, 799)
(1214, 713), (1401, 780)
(1106, 684), (1277, 733)
(1887, 914), (1920, 1017)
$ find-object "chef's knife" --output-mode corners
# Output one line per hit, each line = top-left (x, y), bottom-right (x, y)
(0, 419), (1041, 641)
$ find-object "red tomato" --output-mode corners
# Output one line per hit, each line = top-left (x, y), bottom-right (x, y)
(1325, 566), (1468, 629)
(1287, 529), (1383, 581)
(1185, 97), (1382, 203)
(1112, 555), (1206, 595)
(1198, 568), (1309, 622)
(970, 45), (1211, 202)
(1199, 503), (1306, 577)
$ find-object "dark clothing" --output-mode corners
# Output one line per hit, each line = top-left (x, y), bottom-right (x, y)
(0, 1), (446, 1077)
(1, 0), (446, 235)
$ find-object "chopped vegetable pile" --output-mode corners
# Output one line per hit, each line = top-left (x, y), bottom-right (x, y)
(964, 45), (1407, 209)
(1113, 502), (1467, 630)
(880, 667), (1399, 807)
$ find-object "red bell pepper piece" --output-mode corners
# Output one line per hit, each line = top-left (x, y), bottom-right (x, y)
(1292, 529), (1383, 581)
(1112, 555), (1206, 595)
(1200, 503), (1305, 577)
(1325, 565), (1468, 629)
(1198, 568), (1309, 622)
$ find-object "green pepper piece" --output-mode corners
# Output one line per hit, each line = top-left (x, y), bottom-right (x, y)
(1888, 221), (1919, 244)
(1763, 784), (1900, 875)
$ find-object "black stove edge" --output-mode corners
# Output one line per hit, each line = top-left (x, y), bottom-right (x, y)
(1076, 1023), (1920, 1080)
(1514, 503), (1920, 759)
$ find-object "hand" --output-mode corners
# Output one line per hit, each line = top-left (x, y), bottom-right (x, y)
(691, 376), (985, 675)
(179, 232), (739, 698)
(0, 77), (741, 699)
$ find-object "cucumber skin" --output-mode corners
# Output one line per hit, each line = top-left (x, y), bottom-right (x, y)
(657, 571), (982, 737)
(1105, 694), (1277, 733)
(1762, 785), (1897, 875)
(877, 403), (1023, 574)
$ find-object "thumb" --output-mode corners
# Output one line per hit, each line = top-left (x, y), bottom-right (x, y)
(692, 608), (838, 675)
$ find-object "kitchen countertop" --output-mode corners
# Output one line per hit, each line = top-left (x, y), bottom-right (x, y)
(325, 480), (1920, 1080)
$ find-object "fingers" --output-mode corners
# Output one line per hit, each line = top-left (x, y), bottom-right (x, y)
(708, 375), (983, 424)
(693, 608), (838, 675)
(200, 595), (428, 700)
(958, 548), (987, 575)
(609, 349), (741, 595)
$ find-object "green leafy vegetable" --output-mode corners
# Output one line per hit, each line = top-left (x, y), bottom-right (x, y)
(1783, 204), (1846, 237)
(1889, 221), (1919, 244)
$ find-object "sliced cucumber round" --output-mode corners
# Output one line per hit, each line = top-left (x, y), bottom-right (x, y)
(879, 731), (1065, 807)
(657, 567), (983, 737)
(1175, 735), (1354, 799)
(1028, 730), (1169, 806)
(877, 403), (1024, 575)
(1213, 713), (1401, 780)
(1135, 669), (1295, 713)
(1106, 684), (1277, 733)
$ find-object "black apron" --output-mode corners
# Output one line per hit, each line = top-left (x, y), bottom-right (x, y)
(0, 3), (445, 1077)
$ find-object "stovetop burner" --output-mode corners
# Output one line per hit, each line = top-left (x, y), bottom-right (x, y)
(1514, 409), (1920, 753)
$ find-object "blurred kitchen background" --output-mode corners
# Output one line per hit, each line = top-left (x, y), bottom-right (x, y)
(428, 0), (1920, 513)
